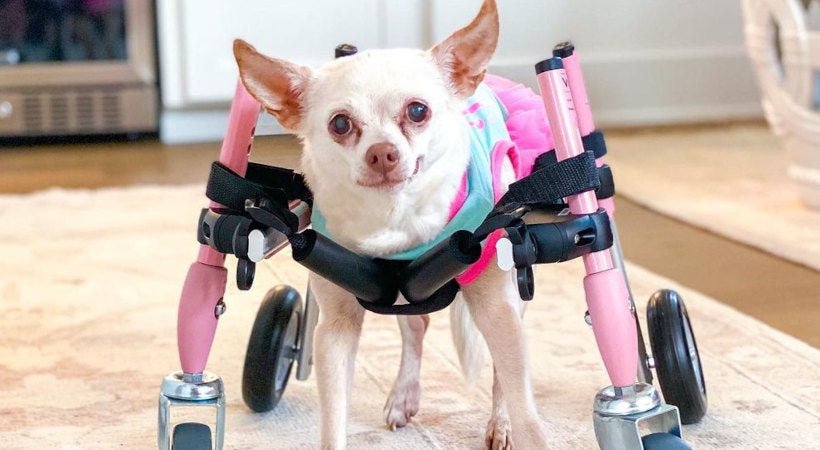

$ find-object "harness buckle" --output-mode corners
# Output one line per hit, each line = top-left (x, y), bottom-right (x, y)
(245, 197), (298, 236)
(504, 221), (538, 300)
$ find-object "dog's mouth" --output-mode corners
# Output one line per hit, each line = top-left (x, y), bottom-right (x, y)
(412, 156), (423, 175)
(357, 156), (424, 190)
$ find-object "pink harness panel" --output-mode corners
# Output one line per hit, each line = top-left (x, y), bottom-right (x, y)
(453, 74), (553, 284)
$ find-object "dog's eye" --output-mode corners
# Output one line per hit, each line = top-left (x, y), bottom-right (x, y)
(406, 102), (429, 123)
(329, 114), (353, 136)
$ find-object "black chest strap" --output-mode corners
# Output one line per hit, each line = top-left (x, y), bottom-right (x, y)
(206, 161), (313, 212)
(205, 161), (313, 235)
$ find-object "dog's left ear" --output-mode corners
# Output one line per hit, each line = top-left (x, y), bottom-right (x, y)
(430, 0), (499, 98)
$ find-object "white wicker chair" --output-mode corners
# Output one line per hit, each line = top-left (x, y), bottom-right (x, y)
(743, 0), (820, 207)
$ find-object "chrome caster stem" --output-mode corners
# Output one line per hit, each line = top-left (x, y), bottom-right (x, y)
(158, 371), (226, 450)
(593, 383), (683, 450)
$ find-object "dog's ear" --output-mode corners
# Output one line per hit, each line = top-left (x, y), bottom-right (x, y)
(233, 39), (312, 131)
(430, 0), (499, 98)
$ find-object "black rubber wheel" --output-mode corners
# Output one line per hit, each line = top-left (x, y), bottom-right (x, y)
(172, 422), (212, 450)
(243, 285), (302, 412)
(236, 258), (256, 291)
(642, 432), (692, 450)
(647, 289), (707, 424)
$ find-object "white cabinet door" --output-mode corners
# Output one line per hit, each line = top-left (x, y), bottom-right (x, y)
(161, 0), (385, 106)
(157, 0), (427, 142)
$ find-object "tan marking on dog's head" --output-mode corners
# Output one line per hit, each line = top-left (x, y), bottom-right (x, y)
(430, 0), (499, 99)
(233, 39), (313, 131)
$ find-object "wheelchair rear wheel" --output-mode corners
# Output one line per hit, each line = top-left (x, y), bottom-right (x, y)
(647, 289), (707, 424)
(242, 285), (302, 412)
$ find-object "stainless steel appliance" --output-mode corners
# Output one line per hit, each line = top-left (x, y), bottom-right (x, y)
(0, 0), (157, 139)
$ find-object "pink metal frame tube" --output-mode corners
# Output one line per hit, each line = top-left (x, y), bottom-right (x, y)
(177, 81), (261, 374)
(536, 65), (613, 274)
(560, 49), (615, 216)
(197, 82), (261, 266)
(536, 61), (637, 388)
(561, 52), (595, 138)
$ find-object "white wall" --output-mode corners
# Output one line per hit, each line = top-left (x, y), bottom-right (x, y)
(436, 0), (761, 126)
(158, 0), (761, 142)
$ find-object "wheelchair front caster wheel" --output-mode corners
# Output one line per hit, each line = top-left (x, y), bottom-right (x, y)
(172, 423), (212, 450)
(242, 285), (302, 412)
(647, 289), (707, 424)
(642, 432), (692, 450)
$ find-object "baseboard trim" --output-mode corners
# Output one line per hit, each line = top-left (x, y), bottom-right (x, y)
(160, 109), (284, 144)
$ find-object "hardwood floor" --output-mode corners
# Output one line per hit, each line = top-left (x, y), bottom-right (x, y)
(1, 130), (818, 347)
(615, 197), (820, 348)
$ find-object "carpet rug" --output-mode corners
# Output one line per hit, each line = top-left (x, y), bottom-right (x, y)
(0, 185), (817, 449)
(605, 124), (820, 271)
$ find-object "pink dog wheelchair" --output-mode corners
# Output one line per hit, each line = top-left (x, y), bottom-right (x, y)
(157, 42), (707, 450)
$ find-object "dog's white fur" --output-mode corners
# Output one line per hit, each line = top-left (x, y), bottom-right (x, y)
(235, 1), (548, 448)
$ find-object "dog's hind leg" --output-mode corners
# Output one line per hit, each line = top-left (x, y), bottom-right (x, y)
(310, 274), (366, 450)
(384, 312), (429, 429)
(461, 263), (548, 449)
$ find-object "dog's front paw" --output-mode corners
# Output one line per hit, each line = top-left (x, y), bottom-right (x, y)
(383, 381), (421, 430)
(485, 411), (514, 450)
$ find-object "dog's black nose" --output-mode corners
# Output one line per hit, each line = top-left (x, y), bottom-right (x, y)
(366, 143), (400, 175)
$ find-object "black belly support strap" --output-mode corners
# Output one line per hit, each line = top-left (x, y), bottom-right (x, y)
(202, 141), (611, 315)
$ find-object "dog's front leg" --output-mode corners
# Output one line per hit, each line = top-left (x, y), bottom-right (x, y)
(384, 313), (429, 429)
(461, 264), (548, 449)
(485, 367), (513, 449)
(487, 297), (528, 449)
(310, 274), (366, 450)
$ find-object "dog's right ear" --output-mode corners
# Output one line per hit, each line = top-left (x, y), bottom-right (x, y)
(430, 0), (499, 98)
(233, 39), (312, 131)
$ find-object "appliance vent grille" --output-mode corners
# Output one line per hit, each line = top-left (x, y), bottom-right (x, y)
(101, 93), (121, 127)
(76, 93), (95, 129)
(17, 89), (125, 134)
(50, 95), (69, 131)
(22, 96), (43, 130)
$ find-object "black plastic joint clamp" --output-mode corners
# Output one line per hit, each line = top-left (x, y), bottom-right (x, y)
(527, 209), (614, 264)
(197, 208), (252, 258)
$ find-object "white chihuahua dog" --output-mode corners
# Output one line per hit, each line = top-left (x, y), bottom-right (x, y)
(235, 0), (548, 448)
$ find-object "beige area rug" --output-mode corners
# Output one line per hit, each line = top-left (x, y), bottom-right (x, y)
(0, 185), (818, 449)
(605, 124), (820, 271)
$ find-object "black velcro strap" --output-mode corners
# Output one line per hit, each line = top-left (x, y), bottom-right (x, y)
(532, 130), (608, 173)
(206, 162), (277, 212)
(533, 150), (557, 170)
(596, 164), (615, 199)
(583, 131), (607, 159)
(246, 162), (313, 206)
(497, 149), (599, 211)
(472, 213), (522, 243)
(206, 162), (312, 213)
